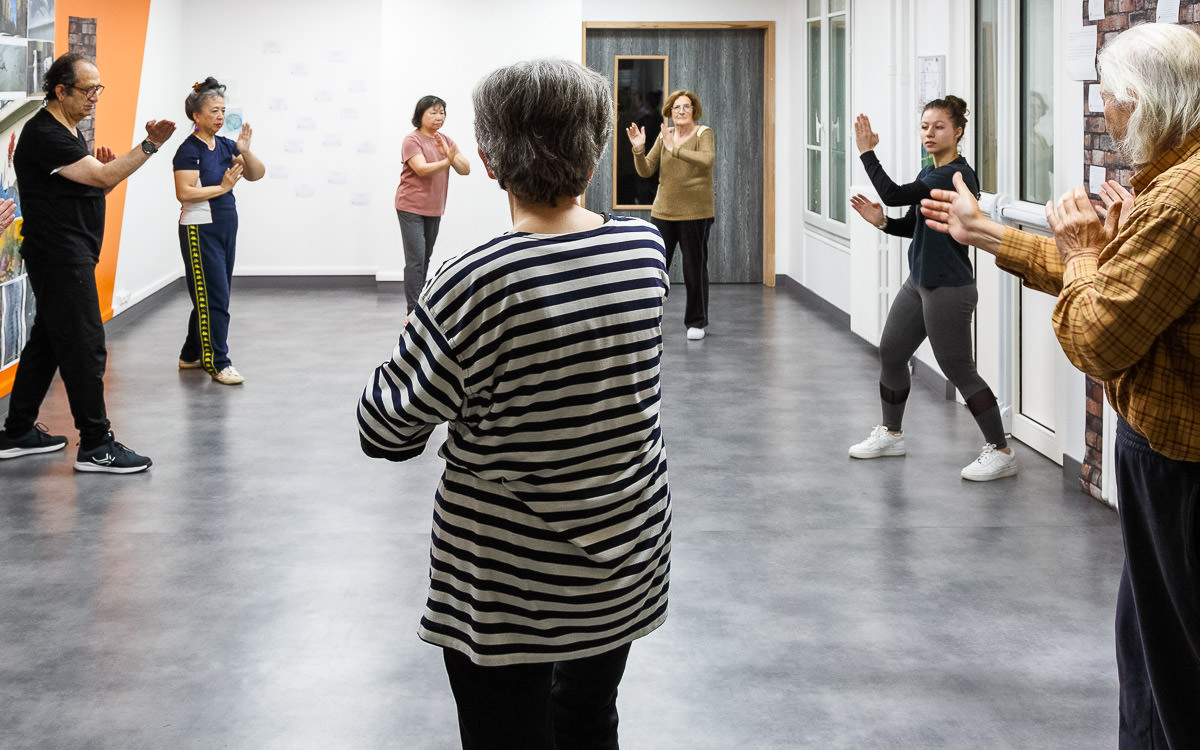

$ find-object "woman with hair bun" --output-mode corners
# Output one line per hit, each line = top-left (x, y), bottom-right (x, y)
(172, 76), (265, 385)
(395, 95), (470, 315)
(846, 96), (1017, 481)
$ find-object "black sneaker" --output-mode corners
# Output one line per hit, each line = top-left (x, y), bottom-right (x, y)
(74, 434), (153, 474)
(0, 423), (69, 459)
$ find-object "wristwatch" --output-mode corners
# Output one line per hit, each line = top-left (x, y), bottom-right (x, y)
(141, 140), (158, 155)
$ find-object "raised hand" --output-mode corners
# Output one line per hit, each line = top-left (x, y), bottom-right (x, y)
(854, 114), (880, 154)
(1046, 185), (1112, 263)
(659, 121), (675, 153)
(1096, 179), (1133, 234)
(849, 193), (885, 228)
(921, 171), (988, 248)
(0, 198), (15, 232)
(220, 160), (244, 191)
(144, 119), (177, 149)
(435, 132), (456, 160)
(95, 146), (116, 164)
(236, 122), (253, 154)
(625, 123), (646, 151)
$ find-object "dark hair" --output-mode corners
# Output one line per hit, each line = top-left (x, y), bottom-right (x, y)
(43, 53), (90, 101)
(924, 95), (969, 142)
(473, 59), (611, 206)
(661, 89), (702, 121)
(185, 77), (227, 122)
(412, 95), (447, 129)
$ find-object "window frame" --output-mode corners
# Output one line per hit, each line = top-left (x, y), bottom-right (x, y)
(803, 0), (850, 237)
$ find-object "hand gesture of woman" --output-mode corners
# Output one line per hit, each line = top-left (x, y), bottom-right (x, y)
(625, 122), (646, 152)
(435, 132), (457, 160)
(850, 193), (885, 228)
(659, 121), (675, 153)
(236, 123), (254, 154)
(221, 159), (244, 191)
(854, 114), (880, 154)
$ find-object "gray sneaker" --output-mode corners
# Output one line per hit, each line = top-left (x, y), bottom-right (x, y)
(849, 425), (906, 459)
(74, 434), (153, 474)
(0, 423), (68, 459)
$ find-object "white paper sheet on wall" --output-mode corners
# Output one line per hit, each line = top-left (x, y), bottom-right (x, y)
(1088, 84), (1105, 113)
(1066, 25), (1099, 80)
(1156, 0), (1181, 23)
(1088, 0), (1104, 20)
(1089, 165), (1108, 194)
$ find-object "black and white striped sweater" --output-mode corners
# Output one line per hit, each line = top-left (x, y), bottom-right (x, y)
(359, 215), (672, 666)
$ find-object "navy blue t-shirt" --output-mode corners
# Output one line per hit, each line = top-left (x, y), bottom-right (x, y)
(860, 150), (980, 287)
(172, 134), (240, 222)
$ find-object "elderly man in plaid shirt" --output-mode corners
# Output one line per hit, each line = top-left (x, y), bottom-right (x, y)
(920, 22), (1200, 750)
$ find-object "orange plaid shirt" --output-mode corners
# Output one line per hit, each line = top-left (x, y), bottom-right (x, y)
(995, 132), (1200, 462)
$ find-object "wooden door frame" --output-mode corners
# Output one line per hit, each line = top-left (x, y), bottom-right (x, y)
(582, 21), (776, 287)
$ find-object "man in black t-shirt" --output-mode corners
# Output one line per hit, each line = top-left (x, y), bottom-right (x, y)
(0, 53), (175, 473)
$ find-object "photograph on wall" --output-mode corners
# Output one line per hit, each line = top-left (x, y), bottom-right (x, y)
(26, 0), (52, 41)
(1, 276), (22, 368)
(26, 40), (52, 96)
(0, 38), (29, 101)
(0, 0), (29, 38)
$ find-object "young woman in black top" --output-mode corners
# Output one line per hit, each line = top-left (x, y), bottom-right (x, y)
(847, 96), (1017, 481)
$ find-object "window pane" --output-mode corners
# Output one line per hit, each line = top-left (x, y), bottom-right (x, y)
(807, 0), (821, 18)
(830, 0), (846, 11)
(807, 149), (823, 213)
(829, 16), (847, 222)
(1021, 0), (1054, 203)
(976, 0), (998, 193)
(808, 21), (821, 148)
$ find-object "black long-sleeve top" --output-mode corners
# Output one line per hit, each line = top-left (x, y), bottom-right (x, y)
(860, 149), (980, 287)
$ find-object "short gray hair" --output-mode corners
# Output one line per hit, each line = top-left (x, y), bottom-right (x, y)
(473, 59), (612, 206)
(1098, 23), (1200, 165)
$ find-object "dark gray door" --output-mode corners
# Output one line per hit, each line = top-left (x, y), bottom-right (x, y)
(585, 28), (765, 283)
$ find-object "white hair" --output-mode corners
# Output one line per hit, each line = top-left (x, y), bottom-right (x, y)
(1098, 23), (1200, 165)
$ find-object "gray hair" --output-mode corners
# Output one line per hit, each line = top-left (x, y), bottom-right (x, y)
(185, 76), (227, 123)
(472, 59), (612, 206)
(1098, 23), (1200, 165)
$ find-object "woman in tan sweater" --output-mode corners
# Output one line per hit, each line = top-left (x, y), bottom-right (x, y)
(627, 89), (714, 340)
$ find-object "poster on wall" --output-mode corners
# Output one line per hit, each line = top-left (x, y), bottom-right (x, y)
(0, 0), (29, 37)
(0, 0), (51, 380)
(0, 38), (29, 102)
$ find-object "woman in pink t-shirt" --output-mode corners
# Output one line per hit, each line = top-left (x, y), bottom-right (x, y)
(395, 95), (471, 313)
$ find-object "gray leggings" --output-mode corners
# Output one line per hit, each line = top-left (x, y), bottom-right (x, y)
(878, 278), (1006, 448)
(397, 210), (442, 314)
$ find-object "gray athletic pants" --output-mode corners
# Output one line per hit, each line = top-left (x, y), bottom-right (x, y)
(397, 210), (442, 314)
(877, 277), (1007, 448)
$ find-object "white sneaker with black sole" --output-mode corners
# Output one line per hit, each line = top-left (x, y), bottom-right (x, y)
(849, 425), (906, 459)
(961, 443), (1018, 481)
(74, 434), (153, 474)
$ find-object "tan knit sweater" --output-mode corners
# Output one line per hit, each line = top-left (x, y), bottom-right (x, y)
(633, 125), (715, 221)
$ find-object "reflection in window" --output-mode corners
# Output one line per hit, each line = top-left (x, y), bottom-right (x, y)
(1021, 0), (1053, 203)
(805, 2), (848, 227)
(614, 56), (666, 208)
(975, 0), (998, 194)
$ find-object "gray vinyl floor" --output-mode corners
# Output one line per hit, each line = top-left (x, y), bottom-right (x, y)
(0, 281), (1123, 749)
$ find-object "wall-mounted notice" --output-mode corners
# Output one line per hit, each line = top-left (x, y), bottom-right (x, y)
(1089, 165), (1107, 194)
(1156, 0), (1181, 23)
(917, 55), (945, 108)
(1066, 25), (1099, 80)
(1088, 0), (1104, 20)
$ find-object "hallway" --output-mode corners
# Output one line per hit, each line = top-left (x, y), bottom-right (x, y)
(0, 281), (1122, 749)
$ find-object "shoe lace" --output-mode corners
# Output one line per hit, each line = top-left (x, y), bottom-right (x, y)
(975, 443), (998, 463)
(870, 425), (889, 439)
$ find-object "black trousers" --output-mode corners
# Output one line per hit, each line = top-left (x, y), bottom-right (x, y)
(651, 217), (711, 330)
(442, 643), (631, 750)
(179, 220), (238, 374)
(1114, 418), (1200, 749)
(4, 260), (110, 445)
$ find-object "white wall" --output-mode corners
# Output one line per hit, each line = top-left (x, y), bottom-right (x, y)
(113, 0), (187, 312)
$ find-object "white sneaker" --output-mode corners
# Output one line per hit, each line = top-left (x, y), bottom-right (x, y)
(686, 327), (705, 340)
(961, 443), (1019, 481)
(212, 365), (245, 385)
(849, 425), (906, 459)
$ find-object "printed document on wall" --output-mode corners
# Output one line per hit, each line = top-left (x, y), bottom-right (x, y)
(1156, 0), (1180, 23)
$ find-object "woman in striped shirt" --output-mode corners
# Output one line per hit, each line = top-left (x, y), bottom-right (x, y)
(358, 59), (672, 750)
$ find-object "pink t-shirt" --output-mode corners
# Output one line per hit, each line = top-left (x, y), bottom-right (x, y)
(394, 130), (457, 216)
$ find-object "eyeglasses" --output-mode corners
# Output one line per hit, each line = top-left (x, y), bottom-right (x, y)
(70, 84), (105, 100)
